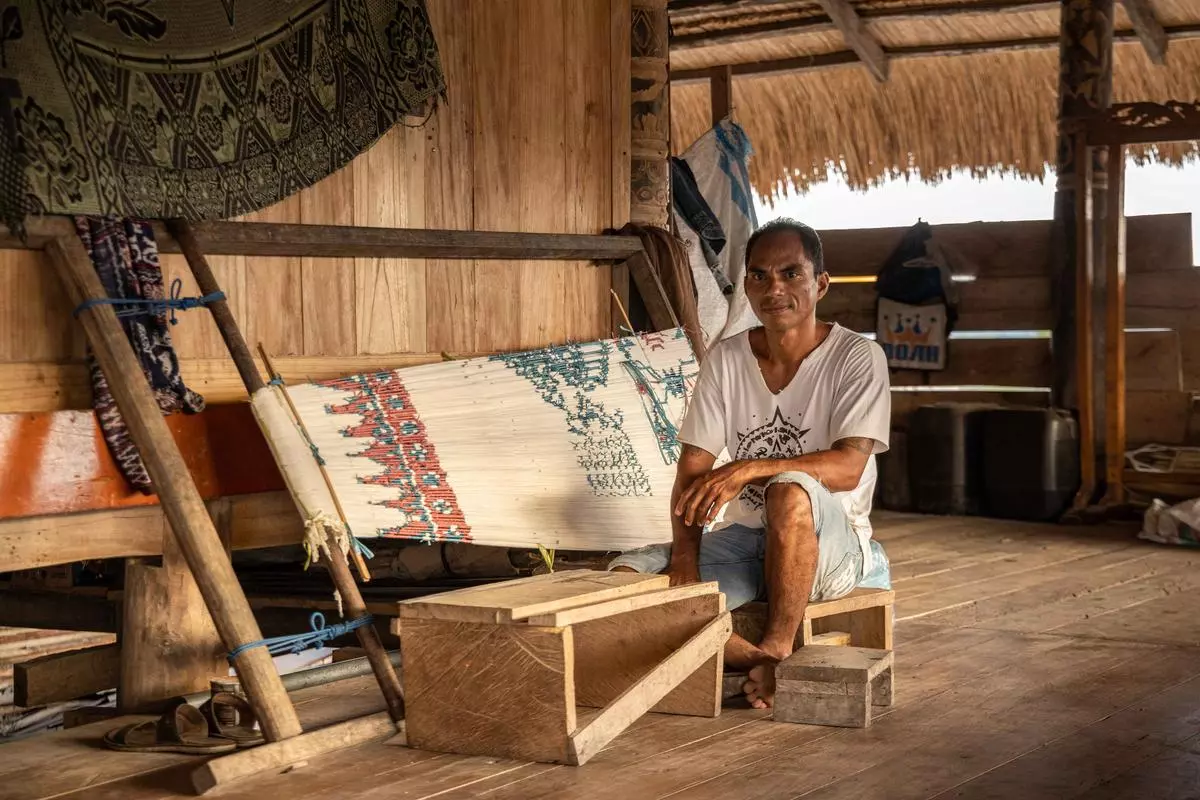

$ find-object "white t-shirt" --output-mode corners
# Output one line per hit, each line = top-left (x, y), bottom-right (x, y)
(678, 324), (891, 566)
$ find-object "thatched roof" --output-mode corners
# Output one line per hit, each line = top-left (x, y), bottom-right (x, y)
(668, 0), (1200, 201)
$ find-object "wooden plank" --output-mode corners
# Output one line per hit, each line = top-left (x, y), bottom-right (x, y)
(472, 0), (522, 352)
(625, 251), (682, 330)
(565, 0), (616, 342)
(1126, 329), (1182, 391)
(820, 276), (1053, 332)
(13, 643), (120, 706)
(572, 591), (724, 717)
(888, 338), (1052, 387)
(192, 712), (398, 794)
(519, 0), (569, 349)
(1128, 390), (1193, 445)
(301, 165), (357, 357)
(1105, 147), (1129, 505)
(241, 196), (304, 357)
(814, 214), (1192, 279)
(0, 247), (84, 362)
(567, 612), (731, 766)
(1083, 100), (1200, 147)
(0, 592), (118, 632)
(817, 0), (889, 82)
(525, 581), (719, 626)
(611, 0), (632, 232)
(423, 0), (476, 354)
(397, 571), (670, 624)
(1121, 0), (1168, 64)
(353, 126), (428, 355)
(2, 353), (452, 413)
(402, 618), (575, 764)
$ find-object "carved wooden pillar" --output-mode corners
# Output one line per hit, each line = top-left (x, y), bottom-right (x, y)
(1052, 0), (1113, 508)
(630, 0), (670, 227)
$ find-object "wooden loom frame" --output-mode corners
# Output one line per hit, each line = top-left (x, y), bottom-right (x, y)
(0, 214), (681, 788)
(1062, 100), (1200, 512)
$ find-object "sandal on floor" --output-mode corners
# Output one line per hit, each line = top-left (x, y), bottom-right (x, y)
(199, 691), (265, 748)
(102, 698), (237, 755)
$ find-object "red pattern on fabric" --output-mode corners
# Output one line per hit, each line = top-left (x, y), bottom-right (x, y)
(321, 371), (472, 543)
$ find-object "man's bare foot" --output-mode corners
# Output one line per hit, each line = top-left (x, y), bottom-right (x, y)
(743, 662), (777, 709)
(743, 639), (791, 709)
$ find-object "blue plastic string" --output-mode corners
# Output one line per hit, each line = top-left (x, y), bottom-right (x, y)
(74, 277), (225, 326)
(227, 612), (374, 662)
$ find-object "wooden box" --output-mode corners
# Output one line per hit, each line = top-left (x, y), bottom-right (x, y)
(394, 571), (730, 765)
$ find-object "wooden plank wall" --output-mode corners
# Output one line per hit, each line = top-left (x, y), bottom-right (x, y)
(813, 213), (1199, 445)
(0, 0), (630, 416)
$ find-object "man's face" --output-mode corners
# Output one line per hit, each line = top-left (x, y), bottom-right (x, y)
(744, 230), (829, 331)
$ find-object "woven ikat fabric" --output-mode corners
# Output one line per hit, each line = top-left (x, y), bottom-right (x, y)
(284, 329), (700, 551)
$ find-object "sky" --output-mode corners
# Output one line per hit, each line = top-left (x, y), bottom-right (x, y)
(755, 159), (1200, 265)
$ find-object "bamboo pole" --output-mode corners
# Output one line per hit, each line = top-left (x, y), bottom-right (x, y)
(44, 235), (303, 741)
(167, 219), (405, 723)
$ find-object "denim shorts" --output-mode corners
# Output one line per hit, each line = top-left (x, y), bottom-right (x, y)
(608, 471), (891, 610)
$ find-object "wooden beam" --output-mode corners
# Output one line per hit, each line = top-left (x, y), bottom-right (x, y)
(1121, 0), (1167, 64)
(41, 234), (301, 741)
(1103, 144), (1128, 506)
(1074, 100), (1200, 147)
(0, 492), (302, 574)
(192, 713), (399, 794)
(1071, 133), (1098, 513)
(14, 643), (120, 707)
(1, 217), (643, 262)
(669, 24), (1200, 83)
(710, 65), (733, 124)
(0, 590), (118, 632)
(670, 0), (1057, 26)
(816, 0), (889, 82)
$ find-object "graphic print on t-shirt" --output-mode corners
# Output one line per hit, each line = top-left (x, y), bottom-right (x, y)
(733, 407), (809, 510)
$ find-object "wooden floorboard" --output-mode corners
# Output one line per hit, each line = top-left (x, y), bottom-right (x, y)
(10, 513), (1200, 800)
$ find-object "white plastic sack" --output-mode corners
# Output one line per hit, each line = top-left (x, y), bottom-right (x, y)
(1140, 497), (1200, 547)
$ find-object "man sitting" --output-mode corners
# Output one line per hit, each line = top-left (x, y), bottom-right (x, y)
(610, 218), (892, 708)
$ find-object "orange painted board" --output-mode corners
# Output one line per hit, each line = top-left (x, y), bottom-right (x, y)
(0, 404), (283, 519)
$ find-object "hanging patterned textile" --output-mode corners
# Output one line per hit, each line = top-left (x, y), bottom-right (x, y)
(0, 0), (445, 236)
(253, 329), (700, 555)
(74, 217), (206, 493)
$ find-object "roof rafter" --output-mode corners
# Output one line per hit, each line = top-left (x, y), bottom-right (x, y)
(669, 23), (1200, 84)
(670, 1), (1060, 52)
(816, 0), (889, 82)
(1120, 0), (1168, 64)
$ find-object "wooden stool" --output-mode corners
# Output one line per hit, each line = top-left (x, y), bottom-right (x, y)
(393, 571), (731, 765)
(773, 646), (894, 728)
(732, 587), (894, 651)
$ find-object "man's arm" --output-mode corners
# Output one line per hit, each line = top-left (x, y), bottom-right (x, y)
(667, 444), (717, 585)
(674, 437), (876, 527)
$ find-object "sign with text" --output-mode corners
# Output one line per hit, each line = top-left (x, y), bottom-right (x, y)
(876, 297), (947, 371)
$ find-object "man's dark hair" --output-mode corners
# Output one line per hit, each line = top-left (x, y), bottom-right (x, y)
(745, 218), (825, 276)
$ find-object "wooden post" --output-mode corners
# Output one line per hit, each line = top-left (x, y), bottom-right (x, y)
(630, 0), (670, 227)
(166, 219), (406, 724)
(710, 65), (733, 125)
(1071, 133), (1096, 514)
(1052, 0), (1113, 514)
(119, 522), (226, 711)
(1103, 144), (1127, 506)
(43, 235), (302, 741)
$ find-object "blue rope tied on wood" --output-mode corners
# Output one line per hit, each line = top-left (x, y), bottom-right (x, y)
(226, 612), (374, 663)
(74, 277), (225, 326)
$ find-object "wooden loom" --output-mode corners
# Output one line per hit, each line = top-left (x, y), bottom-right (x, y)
(1062, 100), (1200, 515)
(4, 215), (680, 788)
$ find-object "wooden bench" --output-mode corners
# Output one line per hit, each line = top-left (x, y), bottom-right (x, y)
(731, 587), (895, 650)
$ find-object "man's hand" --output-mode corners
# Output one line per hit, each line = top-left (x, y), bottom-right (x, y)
(674, 459), (762, 527)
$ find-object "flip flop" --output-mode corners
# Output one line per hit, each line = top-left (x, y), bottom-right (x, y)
(102, 698), (237, 755)
(199, 691), (265, 748)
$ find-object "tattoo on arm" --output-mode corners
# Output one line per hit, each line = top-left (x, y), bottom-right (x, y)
(833, 437), (874, 456)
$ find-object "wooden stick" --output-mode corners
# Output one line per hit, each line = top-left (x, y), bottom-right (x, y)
(1103, 144), (1128, 506)
(567, 612), (731, 765)
(168, 219), (405, 723)
(256, 344), (370, 583)
(192, 712), (399, 794)
(43, 235), (303, 741)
